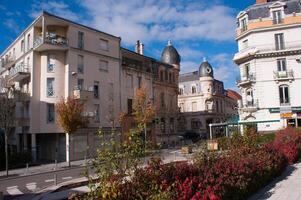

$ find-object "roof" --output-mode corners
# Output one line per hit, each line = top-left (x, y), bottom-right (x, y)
(179, 71), (199, 82)
(161, 41), (181, 65)
(243, 0), (301, 20)
(226, 89), (242, 100)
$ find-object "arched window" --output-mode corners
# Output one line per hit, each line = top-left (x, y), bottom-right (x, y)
(279, 85), (290, 106)
(191, 86), (196, 94)
(179, 88), (184, 95)
(246, 88), (254, 106)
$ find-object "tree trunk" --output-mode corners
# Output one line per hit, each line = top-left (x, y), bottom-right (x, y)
(5, 131), (8, 176)
(66, 132), (71, 167)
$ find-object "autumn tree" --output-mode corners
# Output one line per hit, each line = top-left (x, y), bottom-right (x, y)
(0, 77), (16, 176)
(56, 97), (87, 166)
(133, 86), (155, 146)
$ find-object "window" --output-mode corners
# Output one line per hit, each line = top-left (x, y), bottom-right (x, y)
(160, 70), (164, 82)
(246, 89), (254, 106)
(273, 10), (282, 24)
(126, 74), (133, 88)
(192, 86), (196, 94)
(169, 73), (172, 83)
(180, 103), (184, 112)
(160, 92), (165, 108)
(127, 99), (133, 114)
(21, 40), (25, 53)
(78, 31), (84, 49)
(95, 104), (100, 122)
(47, 103), (55, 123)
(94, 81), (99, 98)
(241, 18), (247, 32)
(179, 88), (184, 95)
(27, 34), (31, 51)
(47, 55), (55, 72)
(99, 39), (109, 51)
(77, 79), (84, 90)
(275, 33), (284, 50)
(277, 59), (287, 71)
(77, 55), (84, 74)
(165, 70), (168, 81)
(138, 76), (142, 89)
(243, 63), (250, 78)
(99, 60), (108, 71)
(279, 85), (290, 106)
(46, 78), (54, 97)
(160, 118), (166, 133)
(216, 101), (219, 113)
(242, 39), (248, 49)
(192, 102), (197, 112)
(170, 118), (175, 132)
(191, 119), (199, 130)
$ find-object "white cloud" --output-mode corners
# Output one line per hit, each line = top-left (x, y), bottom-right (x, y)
(178, 47), (203, 60)
(180, 61), (199, 74)
(3, 19), (20, 34)
(80, 0), (236, 46)
(29, 1), (80, 21)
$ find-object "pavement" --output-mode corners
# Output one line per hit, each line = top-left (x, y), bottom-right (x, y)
(249, 162), (301, 200)
(0, 148), (188, 200)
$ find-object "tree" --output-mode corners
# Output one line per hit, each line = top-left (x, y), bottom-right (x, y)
(0, 77), (16, 176)
(132, 86), (155, 146)
(56, 97), (87, 166)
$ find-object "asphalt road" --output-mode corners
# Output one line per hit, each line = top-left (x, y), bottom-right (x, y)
(0, 166), (88, 200)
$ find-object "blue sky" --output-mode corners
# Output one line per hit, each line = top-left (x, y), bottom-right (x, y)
(0, 0), (254, 91)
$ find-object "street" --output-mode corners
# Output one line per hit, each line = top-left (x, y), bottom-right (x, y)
(0, 166), (88, 200)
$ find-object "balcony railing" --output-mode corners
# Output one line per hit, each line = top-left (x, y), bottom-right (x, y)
(237, 41), (301, 54)
(273, 70), (294, 81)
(239, 100), (259, 113)
(236, 73), (255, 86)
(8, 63), (30, 82)
(1, 55), (16, 69)
(34, 32), (68, 48)
(73, 86), (93, 100)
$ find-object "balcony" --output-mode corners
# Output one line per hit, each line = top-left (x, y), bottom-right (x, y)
(274, 70), (294, 82)
(8, 63), (30, 82)
(73, 86), (93, 100)
(236, 73), (255, 87)
(1, 55), (16, 69)
(34, 32), (68, 51)
(239, 100), (259, 113)
(233, 47), (258, 63)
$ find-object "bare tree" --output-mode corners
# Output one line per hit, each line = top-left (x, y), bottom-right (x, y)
(0, 77), (16, 176)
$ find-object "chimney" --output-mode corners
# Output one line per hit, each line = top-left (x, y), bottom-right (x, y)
(139, 42), (144, 55)
(256, 0), (267, 4)
(135, 40), (140, 54)
(135, 40), (144, 55)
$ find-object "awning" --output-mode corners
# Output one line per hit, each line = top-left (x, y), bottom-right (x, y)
(238, 119), (280, 124)
(209, 118), (280, 127)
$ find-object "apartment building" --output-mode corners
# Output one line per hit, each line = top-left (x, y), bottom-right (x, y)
(121, 40), (180, 146)
(178, 59), (240, 137)
(234, 0), (301, 132)
(0, 11), (121, 162)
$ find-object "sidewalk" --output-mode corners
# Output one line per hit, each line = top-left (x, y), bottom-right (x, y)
(0, 159), (87, 178)
(249, 162), (301, 200)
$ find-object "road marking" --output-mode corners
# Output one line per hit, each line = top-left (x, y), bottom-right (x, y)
(45, 179), (54, 182)
(26, 182), (37, 191)
(62, 176), (72, 180)
(7, 186), (23, 195)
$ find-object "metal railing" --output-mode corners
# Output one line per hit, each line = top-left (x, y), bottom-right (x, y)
(34, 32), (68, 48)
(1, 55), (16, 68)
(8, 63), (30, 78)
(236, 73), (256, 85)
(273, 70), (294, 80)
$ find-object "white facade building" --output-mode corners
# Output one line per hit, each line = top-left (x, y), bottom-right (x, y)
(234, 0), (301, 132)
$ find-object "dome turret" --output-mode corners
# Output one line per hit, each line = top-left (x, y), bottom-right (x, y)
(199, 58), (214, 78)
(161, 40), (181, 66)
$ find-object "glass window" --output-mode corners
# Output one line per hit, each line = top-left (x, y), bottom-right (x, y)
(242, 39), (248, 49)
(277, 59), (287, 71)
(78, 31), (84, 49)
(275, 33), (285, 50)
(99, 39), (109, 51)
(160, 70), (164, 82)
(47, 55), (55, 72)
(160, 92), (165, 108)
(279, 85), (290, 106)
(126, 74), (133, 88)
(243, 63), (250, 78)
(241, 18), (247, 32)
(77, 55), (84, 74)
(99, 60), (108, 71)
(95, 104), (100, 122)
(273, 10), (282, 24)
(27, 34), (31, 51)
(192, 86), (196, 94)
(179, 88), (183, 95)
(77, 79), (84, 90)
(94, 81), (99, 98)
(46, 78), (54, 97)
(127, 99), (133, 114)
(21, 40), (25, 53)
(138, 76), (142, 89)
(47, 103), (55, 123)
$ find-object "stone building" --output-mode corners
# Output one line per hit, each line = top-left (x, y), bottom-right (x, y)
(178, 59), (240, 137)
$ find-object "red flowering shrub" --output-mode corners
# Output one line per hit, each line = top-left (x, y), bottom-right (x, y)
(272, 127), (301, 164)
